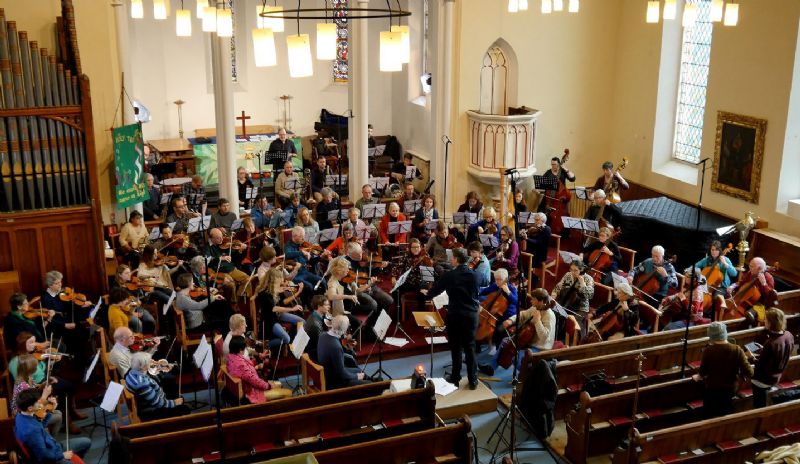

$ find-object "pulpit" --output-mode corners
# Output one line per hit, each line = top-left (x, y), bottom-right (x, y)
(466, 108), (541, 185)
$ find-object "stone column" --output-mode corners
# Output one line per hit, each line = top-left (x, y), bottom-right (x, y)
(210, 34), (239, 218)
(435, 0), (456, 213)
(348, 0), (370, 201)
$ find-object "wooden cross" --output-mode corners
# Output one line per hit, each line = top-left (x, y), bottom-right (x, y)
(236, 110), (252, 140)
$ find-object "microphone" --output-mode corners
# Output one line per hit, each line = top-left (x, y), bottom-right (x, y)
(504, 168), (518, 175)
(441, 135), (452, 144)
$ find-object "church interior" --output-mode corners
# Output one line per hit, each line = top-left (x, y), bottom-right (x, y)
(1, 0), (800, 463)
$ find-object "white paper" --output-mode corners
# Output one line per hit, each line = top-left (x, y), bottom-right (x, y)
(387, 220), (412, 235)
(716, 224), (736, 236)
(193, 335), (210, 367)
(148, 226), (162, 241)
(405, 165), (418, 180)
(391, 268), (413, 293)
(373, 310), (392, 341)
(559, 251), (581, 265)
(574, 186), (590, 200)
(431, 377), (458, 396)
(164, 290), (176, 315)
(187, 216), (211, 234)
(291, 329), (310, 360)
(479, 234), (499, 248)
(582, 219), (600, 233)
(452, 212), (477, 225)
(200, 349), (214, 382)
(432, 291), (449, 309)
(231, 218), (244, 231)
(561, 217), (584, 230)
(89, 300), (102, 321)
(611, 272), (628, 289)
(100, 381), (124, 413)
(384, 337), (410, 347)
(318, 227), (339, 242)
(425, 336), (449, 345)
(368, 176), (390, 191)
(83, 350), (100, 383)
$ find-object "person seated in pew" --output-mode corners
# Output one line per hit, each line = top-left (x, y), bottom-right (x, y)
(344, 242), (395, 319)
(274, 161), (302, 208)
(492, 226), (519, 272)
(467, 241), (492, 288)
(12, 356), (63, 436)
(232, 217), (266, 275)
(325, 222), (357, 258)
(392, 238), (434, 311)
(304, 295), (331, 363)
(255, 246), (300, 286)
(590, 282), (640, 341)
(250, 194), (280, 231)
(125, 351), (190, 422)
(751, 308), (795, 408)
(297, 207), (320, 242)
(694, 240), (738, 296)
(378, 202), (408, 261)
(412, 194), (438, 244)
(40, 270), (92, 362)
(519, 212), (552, 286)
(4, 293), (50, 350)
(726, 257), (775, 324)
(175, 273), (231, 335)
(15, 388), (91, 463)
(325, 256), (368, 341)
(400, 181), (421, 211)
(454, 191), (483, 244)
(209, 197), (236, 232)
(692, 322), (753, 418)
(188, 255), (236, 305)
(580, 226), (621, 286)
(593, 160), (630, 200)
(509, 190), (528, 237)
(226, 335), (291, 403)
(478, 268), (518, 356)
(254, 268), (305, 352)
(315, 187), (340, 231)
(660, 268), (711, 331)
(318, 315), (371, 389)
(282, 193), (306, 227)
(550, 259), (594, 324)
(479, 288), (556, 376)
(107, 287), (155, 335)
(284, 226), (324, 294)
(627, 245), (678, 303)
(166, 195), (200, 235)
(150, 222), (195, 260)
(118, 210), (148, 268)
(311, 156), (333, 204)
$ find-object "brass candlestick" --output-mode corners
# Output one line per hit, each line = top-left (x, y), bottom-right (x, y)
(735, 211), (756, 272)
(173, 99), (185, 140)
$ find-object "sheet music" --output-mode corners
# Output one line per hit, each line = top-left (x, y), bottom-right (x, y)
(159, 192), (173, 205)
(148, 226), (162, 241)
(574, 186), (590, 200)
(290, 329), (310, 360)
(164, 290), (176, 315)
(89, 300), (102, 321)
(432, 291), (449, 309)
(193, 335), (210, 367)
(391, 268), (413, 293)
(100, 381), (124, 413)
(200, 349), (213, 382)
(479, 234), (499, 248)
(373, 310), (392, 341)
(582, 219), (600, 233)
(403, 200), (421, 214)
(368, 177), (390, 191)
(419, 266), (435, 283)
(325, 174), (348, 186)
(231, 219), (244, 231)
(362, 203), (386, 220)
(425, 336), (450, 345)
(384, 337), (409, 347)
(716, 224), (736, 236)
(561, 217), (585, 230)
(83, 350), (100, 383)
(431, 377), (458, 395)
(318, 227), (339, 242)
(367, 145), (385, 157)
(387, 220), (412, 235)
(405, 165), (418, 180)
(445, 249), (454, 263)
(517, 212), (536, 224)
(187, 216), (211, 234)
(559, 251), (581, 265)
(425, 221), (438, 231)
(245, 187), (258, 200)
(452, 212), (477, 225)
(354, 225), (373, 240)
(611, 272), (628, 289)
(284, 176), (299, 190)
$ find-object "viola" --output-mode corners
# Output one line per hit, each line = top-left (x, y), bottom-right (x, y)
(301, 241), (325, 257)
(219, 236), (243, 251)
(438, 234), (462, 250)
(208, 269), (230, 287)
(59, 287), (88, 305)
(476, 289), (510, 344)
(701, 243), (734, 289)
(130, 334), (166, 352)
(23, 308), (51, 321)
(341, 333), (358, 351)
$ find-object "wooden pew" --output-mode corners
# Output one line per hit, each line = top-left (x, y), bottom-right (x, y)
(126, 382), (436, 463)
(614, 398), (800, 464)
(120, 380), (391, 439)
(549, 325), (783, 420)
(564, 355), (800, 464)
(313, 417), (474, 464)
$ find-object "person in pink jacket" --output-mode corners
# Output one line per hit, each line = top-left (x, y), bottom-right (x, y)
(226, 336), (291, 403)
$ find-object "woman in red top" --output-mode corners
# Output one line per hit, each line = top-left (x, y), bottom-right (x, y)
(378, 202), (407, 261)
(225, 335), (291, 404)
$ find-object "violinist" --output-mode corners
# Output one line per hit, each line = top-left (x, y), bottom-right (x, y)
(114, 264), (169, 308)
(426, 220), (458, 274)
(250, 194), (280, 231)
(304, 296), (332, 363)
(510, 190), (528, 237)
(283, 192), (305, 227)
(189, 255), (235, 303)
(326, 256), (366, 336)
(627, 245), (678, 302)
(227, 335), (292, 402)
(344, 207), (368, 231)
(478, 269), (518, 354)
(137, 245), (180, 303)
(468, 207), (500, 245)
(40, 270), (91, 359)
(284, 226), (323, 291)
(492, 226), (519, 272)
(695, 240), (738, 296)
(521, 212), (552, 284)
(296, 206), (320, 240)
(551, 259), (595, 317)
(345, 242), (394, 322)
(726, 257), (775, 322)
(166, 195), (199, 235)
(584, 189), (622, 231)
(253, 268), (305, 351)
(315, 187), (340, 231)
(4, 293), (50, 349)
(237, 166), (254, 208)
(393, 238), (434, 308)
(592, 282), (640, 340)
(412, 194), (439, 243)
(325, 223), (357, 258)
(232, 217), (266, 273)
(125, 351), (190, 421)
(209, 197), (236, 232)
(467, 241), (492, 288)
(311, 156), (332, 203)
(107, 287), (155, 335)
(378, 202), (408, 261)
(151, 223), (192, 259)
(15, 388), (91, 462)
(207, 228), (250, 303)
(592, 161), (629, 200)
(318, 315), (370, 389)
(175, 273), (230, 334)
(581, 226), (621, 286)
(118, 210), (148, 267)
(12, 355), (62, 435)
(479, 288), (555, 376)
(109, 327), (160, 379)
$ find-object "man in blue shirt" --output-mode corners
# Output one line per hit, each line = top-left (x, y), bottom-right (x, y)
(15, 388), (91, 463)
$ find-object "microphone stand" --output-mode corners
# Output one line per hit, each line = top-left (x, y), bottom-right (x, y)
(442, 136), (452, 220)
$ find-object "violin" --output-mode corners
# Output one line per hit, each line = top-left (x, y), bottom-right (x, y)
(476, 289), (510, 344)
(33, 347), (69, 362)
(154, 253), (179, 267)
(208, 269), (230, 287)
(23, 307), (52, 321)
(301, 241), (325, 257)
(342, 269), (370, 286)
(126, 276), (155, 293)
(189, 287), (209, 299)
(148, 358), (175, 376)
(701, 243), (734, 289)
(59, 287), (88, 305)
(130, 334), (166, 352)
(341, 333), (358, 351)
(34, 398), (56, 420)
(469, 256), (482, 270)
(219, 236), (243, 251)
(438, 234), (462, 250)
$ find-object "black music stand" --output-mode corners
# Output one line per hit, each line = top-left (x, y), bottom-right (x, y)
(533, 175), (559, 192)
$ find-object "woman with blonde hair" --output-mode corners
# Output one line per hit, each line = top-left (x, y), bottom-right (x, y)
(255, 268), (305, 350)
(325, 257), (362, 334)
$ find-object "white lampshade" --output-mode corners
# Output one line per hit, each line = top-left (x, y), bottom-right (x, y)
(683, 2), (698, 28)
(553, 0), (563, 12)
(176, 9), (192, 37)
(317, 23), (337, 60)
(153, 0), (167, 20)
(196, 0), (208, 19)
(541, 0), (552, 14)
(519, 0), (528, 11)
(508, 0), (519, 13)
(287, 34), (313, 77)
(379, 30), (402, 72)
(131, 0), (144, 19)
(710, 0), (724, 22)
(724, 3), (739, 26)
(391, 25), (410, 64)
(217, 8), (233, 37)
(253, 28), (277, 67)
(263, 6), (285, 33)
(568, 0), (579, 13)
(202, 6), (217, 32)
(646, 1), (660, 23)
(663, 0), (677, 20)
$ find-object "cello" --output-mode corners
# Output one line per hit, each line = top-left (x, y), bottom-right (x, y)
(724, 262), (779, 321)
(701, 243), (734, 289)
(632, 255), (677, 303)
(476, 289), (510, 344)
(496, 297), (553, 369)
(586, 240), (614, 282)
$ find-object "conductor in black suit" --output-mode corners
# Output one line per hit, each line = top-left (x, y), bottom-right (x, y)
(422, 247), (481, 390)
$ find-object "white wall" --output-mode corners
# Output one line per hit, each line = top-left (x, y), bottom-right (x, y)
(127, 0), (393, 142)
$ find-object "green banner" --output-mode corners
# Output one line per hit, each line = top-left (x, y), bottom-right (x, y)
(113, 123), (149, 209)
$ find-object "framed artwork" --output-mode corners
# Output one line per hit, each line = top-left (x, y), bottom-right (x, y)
(711, 111), (767, 204)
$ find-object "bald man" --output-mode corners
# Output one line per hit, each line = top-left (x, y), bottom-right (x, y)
(268, 127), (297, 155)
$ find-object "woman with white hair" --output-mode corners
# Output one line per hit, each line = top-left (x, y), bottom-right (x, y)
(317, 315), (370, 389)
(591, 282), (640, 340)
(627, 245), (678, 302)
(125, 351), (189, 421)
(478, 268), (518, 354)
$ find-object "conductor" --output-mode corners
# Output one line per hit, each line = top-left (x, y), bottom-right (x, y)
(421, 247), (481, 390)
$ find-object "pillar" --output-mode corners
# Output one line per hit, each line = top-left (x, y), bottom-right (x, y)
(348, 0), (370, 201)
(211, 34), (239, 217)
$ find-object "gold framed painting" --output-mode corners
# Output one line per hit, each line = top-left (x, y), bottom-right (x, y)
(711, 111), (767, 204)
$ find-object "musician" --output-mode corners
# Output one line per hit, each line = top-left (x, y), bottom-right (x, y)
(467, 241), (492, 288)
(593, 282), (640, 340)
(304, 295), (332, 362)
(311, 156), (332, 203)
(231, 217), (265, 273)
(400, 181), (421, 209)
(627, 245), (678, 302)
(209, 197), (236, 231)
(478, 268), (518, 353)
(125, 351), (190, 421)
(119, 210), (148, 267)
(318, 315), (370, 389)
(250, 194), (279, 230)
(4, 293), (49, 349)
(175, 273), (230, 334)
(188, 255), (235, 304)
(315, 187), (340, 231)
(345, 242), (394, 314)
(182, 174), (206, 197)
(166, 195), (200, 235)
(412, 194), (439, 243)
(355, 184), (380, 225)
(326, 223), (357, 257)
(142, 173), (162, 220)
(478, 288), (556, 376)
(422, 247), (481, 389)
(510, 190), (528, 236)
(492, 226), (519, 272)
(695, 240), (738, 294)
(751, 308), (795, 408)
(468, 207), (500, 245)
(367, 123), (376, 149)
(660, 268), (710, 331)
(254, 268), (305, 351)
(551, 259), (595, 316)
(727, 257), (775, 323)
(40, 271), (91, 357)
(344, 207), (367, 231)
(391, 153), (422, 184)
(281, 192), (306, 227)
(584, 189), (622, 230)
(592, 161), (629, 199)
(268, 127), (297, 155)
(426, 220), (458, 274)
(137, 246), (179, 303)
(275, 160), (301, 208)
(458, 191), (484, 216)
(15, 388), (91, 462)
(284, 226), (324, 292)
(326, 256), (366, 336)
(294, 207), (318, 241)
(12, 356), (62, 435)
(236, 166), (254, 208)
(207, 228), (251, 302)
(393, 238), (434, 309)
(581, 226), (621, 286)
(227, 335), (292, 402)
(109, 326), (160, 378)
(520, 212), (552, 276)
(378, 202), (408, 260)
(692, 322), (753, 418)
(107, 287), (155, 335)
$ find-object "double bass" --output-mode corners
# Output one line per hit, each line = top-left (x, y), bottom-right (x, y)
(604, 157), (629, 204)
(546, 149), (572, 235)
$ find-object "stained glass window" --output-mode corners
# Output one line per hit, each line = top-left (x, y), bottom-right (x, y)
(333, 0), (348, 83)
(673, 0), (714, 163)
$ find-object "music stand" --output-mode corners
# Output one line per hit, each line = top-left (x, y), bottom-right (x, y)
(230, 218), (244, 232)
(160, 192), (173, 207)
(325, 174), (348, 196)
(354, 225), (373, 242)
(367, 310), (393, 381)
(244, 187), (258, 209)
(413, 311), (444, 376)
(362, 203), (386, 222)
(425, 221), (438, 232)
(187, 216), (211, 234)
(533, 175), (559, 191)
(452, 212), (477, 226)
(289, 329), (310, 395)
(263, 150), (288, 168)
(574, 186), (591, 201)
(149, 162), (176, 180)
(479, 234), (499, 249)
(284, 176), (299, 191)
(318, 227), (339, 243)
(368, 177), (390, 197)
(276, 209), (294, 228)
(403, 200), (421, 215)
(387, 220), (412, 236)
(389, 269), (414, 341)
(186, 193), (205, 211)
(517, 212), (537, 225)
(367, 145), (385, 157)
(405, 165), (419, 181)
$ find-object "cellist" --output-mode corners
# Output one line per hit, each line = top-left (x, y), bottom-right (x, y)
(584, 189), (622, 232)
(627, 245), (678, 303)
(551, 259), (594, 320)
(695, 240), (738, 310)
(478, 268), (518, 355)
(591, 282), (640, 340)
(726, 257), (775, 323)
(581, 226), (621, 286)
